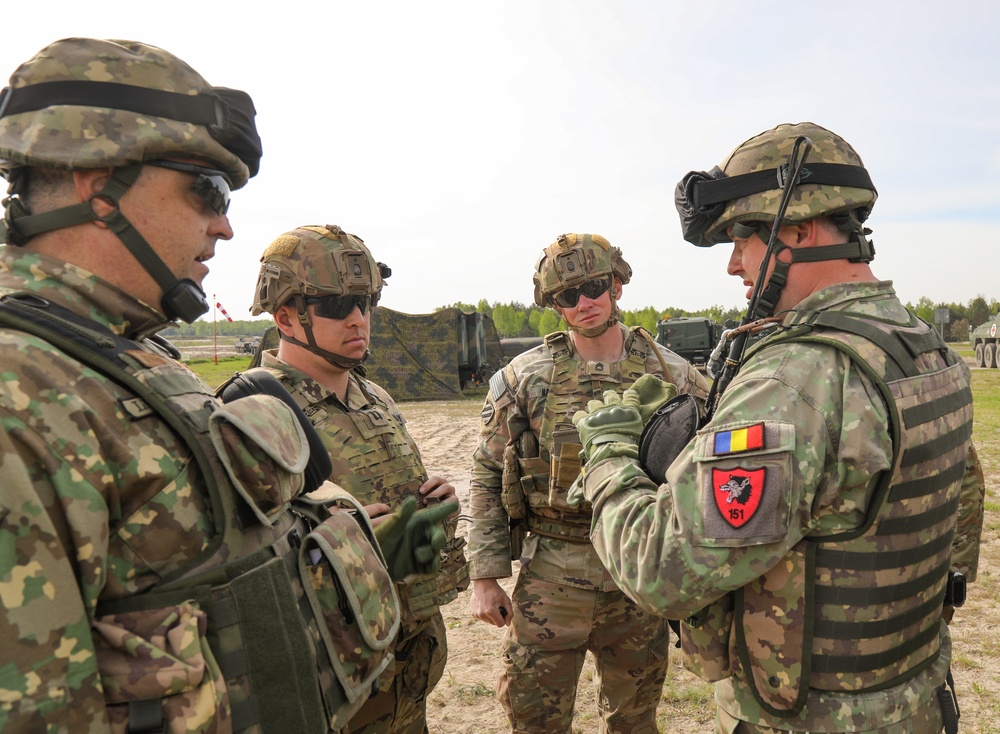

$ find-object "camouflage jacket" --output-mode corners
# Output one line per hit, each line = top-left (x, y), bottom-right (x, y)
(0, 247), (198, 731)
(467, 323), (709, 590)
(0, 248), (400, 733)
(259, 351), (469, 621)
(582, 281), (985, 730)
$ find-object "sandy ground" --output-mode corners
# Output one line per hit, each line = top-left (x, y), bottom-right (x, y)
(399, 389), (1000, 734)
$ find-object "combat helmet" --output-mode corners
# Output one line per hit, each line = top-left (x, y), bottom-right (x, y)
(253, 224), (391, 370)
(0, 37), (262, 322)
(674, 122), (878, 317)
(533, 232), (631, 338)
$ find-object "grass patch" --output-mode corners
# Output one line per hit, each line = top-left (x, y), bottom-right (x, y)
(186, 356), (252, 389)
(456, 680), (495, 704)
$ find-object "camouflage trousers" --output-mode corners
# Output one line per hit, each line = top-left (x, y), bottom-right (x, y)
(496, 570), (670, 734)
(347, 612), (448, 734)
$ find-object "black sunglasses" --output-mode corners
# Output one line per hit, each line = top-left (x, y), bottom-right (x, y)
(553, 277), (611, 308)
(305, 294), (374, 320)
(146, 159), (233, 217)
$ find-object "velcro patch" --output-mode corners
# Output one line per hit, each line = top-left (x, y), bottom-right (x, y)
(713, 423), (764, 455)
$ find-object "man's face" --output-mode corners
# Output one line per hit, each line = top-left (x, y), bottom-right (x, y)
(554, 276), (617, 331)
(119, 159), (234, 307)
(726, 224), (800, 313)
(306, 297), (372, 362)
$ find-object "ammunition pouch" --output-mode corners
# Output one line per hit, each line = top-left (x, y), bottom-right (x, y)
(547, 425), (584, 512)
(501, 442), (527, 519)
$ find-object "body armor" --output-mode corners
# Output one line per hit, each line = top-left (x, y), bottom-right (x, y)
(681, 309), (973, 718)
(0, 294), (398, 733)
(515, 327), (658, 539)
(252, 365), (469, 619)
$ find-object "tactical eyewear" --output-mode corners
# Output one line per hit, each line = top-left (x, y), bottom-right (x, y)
(306, 293), (375, 320)
(146, 159), (232, 216)
(553, 277), (611, 308)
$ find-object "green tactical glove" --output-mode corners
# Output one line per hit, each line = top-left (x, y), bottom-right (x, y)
(374, 496), (454, 581)
(626, 373), (678, 423)
(572, 389), (644, 460)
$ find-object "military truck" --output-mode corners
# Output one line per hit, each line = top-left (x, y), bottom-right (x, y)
(234, 336), (261, 354)
(970, 311), (1000, 368)
(655, 317), (722, 367)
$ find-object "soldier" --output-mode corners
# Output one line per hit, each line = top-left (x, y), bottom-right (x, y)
(0, 38), (448, 733)
(571, 122), (986, 733)
(466, 233), (711, 734)
(244, 223), (470, 734)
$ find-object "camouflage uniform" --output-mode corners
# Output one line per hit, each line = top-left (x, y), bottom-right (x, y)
(0, 39), (409, 733)
(0, 246), (407, 732)
(256, 350), (469, 734)
(581, 285), (982, 734)
(468, 321), (710, 734)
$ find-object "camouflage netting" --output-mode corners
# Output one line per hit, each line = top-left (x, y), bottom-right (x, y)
(253, 307), (504, 400)
(366, 307), (463, 400)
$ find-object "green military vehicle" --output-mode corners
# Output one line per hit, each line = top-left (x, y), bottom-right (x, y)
(654, 316), (721, 367)
(970, 311), (1000, 368)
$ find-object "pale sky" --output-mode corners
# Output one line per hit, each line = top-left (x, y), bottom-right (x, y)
(3, 1), (998, 322)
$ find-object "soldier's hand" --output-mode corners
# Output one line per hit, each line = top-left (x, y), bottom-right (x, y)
(374, 497), (454, 580)
(624, 374), (678, 423)
(572, 389), (644, 461)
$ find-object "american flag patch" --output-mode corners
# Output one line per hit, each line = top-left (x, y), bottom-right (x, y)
(713, 423), (765, 455)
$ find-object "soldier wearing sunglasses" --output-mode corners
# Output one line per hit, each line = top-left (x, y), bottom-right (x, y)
(466, 233), (711, 733)
(249, 223), (470, 734)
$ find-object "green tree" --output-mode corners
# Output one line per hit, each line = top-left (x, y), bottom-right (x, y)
(538, 309), (562, 336)
(492, 303), (528, 338)
(968, 295), (991, 328)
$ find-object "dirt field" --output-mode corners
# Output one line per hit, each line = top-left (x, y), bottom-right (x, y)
(399, 381), (1000, 734)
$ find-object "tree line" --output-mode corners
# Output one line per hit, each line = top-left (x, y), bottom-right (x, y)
(172, 295), (1000, 343)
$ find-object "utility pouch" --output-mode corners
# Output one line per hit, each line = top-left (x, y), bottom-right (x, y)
(299, 510), (400, 730)
(548, 424), (584, 512)
(95, 598), (230, 734)
(680, 593), (734, 682)
(501, 442), (527, 519)
(208, 393), (308, 525)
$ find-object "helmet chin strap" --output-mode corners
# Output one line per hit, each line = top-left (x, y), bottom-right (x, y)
(744, 221), (875, 319)
(280, 295), (370, 370)
(563, 282), (620, 338)
(3, 163), (208, 323)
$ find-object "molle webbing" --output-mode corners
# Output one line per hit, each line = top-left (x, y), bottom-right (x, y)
(738, 307), (974, 717)
(805, 314), (971, 687)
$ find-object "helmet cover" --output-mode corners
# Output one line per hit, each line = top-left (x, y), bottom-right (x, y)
(252, 224), (387, 315)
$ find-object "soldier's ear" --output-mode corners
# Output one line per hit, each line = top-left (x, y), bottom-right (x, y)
(273, 304), (298, 336)
(71, 168), (115, 226)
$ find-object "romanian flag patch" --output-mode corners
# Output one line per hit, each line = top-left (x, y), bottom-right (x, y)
(713, 423), (765, 455)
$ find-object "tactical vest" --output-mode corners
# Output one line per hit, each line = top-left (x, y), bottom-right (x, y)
(518, 327), (658, 540)
(682, 309), (973, 718)
(0, 294), (399, 734)
(249, 365), (469, 621)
